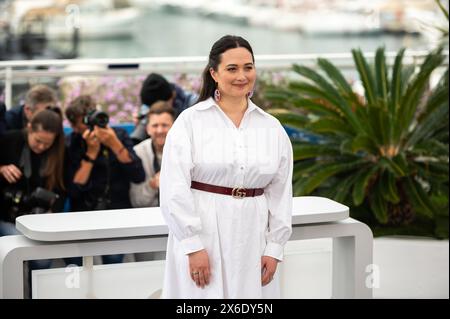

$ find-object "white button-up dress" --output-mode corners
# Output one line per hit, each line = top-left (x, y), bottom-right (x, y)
(160, 97), (293, 298)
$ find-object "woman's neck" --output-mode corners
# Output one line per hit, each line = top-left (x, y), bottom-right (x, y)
(217, 95), (248, 115)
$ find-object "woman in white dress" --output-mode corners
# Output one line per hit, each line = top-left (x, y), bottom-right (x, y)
(159, 35), (293, 298)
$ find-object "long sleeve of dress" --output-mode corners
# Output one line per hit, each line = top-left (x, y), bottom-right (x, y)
(159, 115), (204, 255)
(263, 126), (293, 261)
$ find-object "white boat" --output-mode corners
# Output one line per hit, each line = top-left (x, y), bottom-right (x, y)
(298, 9), (381, 35)
(9, 0), (141, 40)
(46, 4), (141, 40)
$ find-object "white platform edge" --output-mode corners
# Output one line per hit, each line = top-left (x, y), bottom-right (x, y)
(16, 196), (349, 242)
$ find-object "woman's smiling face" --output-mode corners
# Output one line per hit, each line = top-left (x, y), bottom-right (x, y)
(210, 47), (256, 100)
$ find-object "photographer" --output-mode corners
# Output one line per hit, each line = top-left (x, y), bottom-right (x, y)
(66, 95), (145, 210)
(65, 95), (145, 265)
(0, 108), (66, 235)
(129, 101), (175, 208)
(5, 84), (59, 131)
(130, 73), (197, 145)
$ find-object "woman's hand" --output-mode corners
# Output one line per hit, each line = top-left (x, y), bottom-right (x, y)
(261, 256), (278, 286)
(0, 164), (22, 183)
(188, 249), (211, 288)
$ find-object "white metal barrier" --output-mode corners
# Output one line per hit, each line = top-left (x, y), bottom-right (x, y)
(0, 196), (373, 299)
(1, 50), (447, 109)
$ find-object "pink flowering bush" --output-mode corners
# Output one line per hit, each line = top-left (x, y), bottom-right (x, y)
(58, 75), (145, 126)
(57, 73), (204, 125)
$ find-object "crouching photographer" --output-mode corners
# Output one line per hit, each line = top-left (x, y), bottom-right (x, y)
(0, 109), (66, 276)
(65, 95), (145, 264)
(0, 109), (66, 232)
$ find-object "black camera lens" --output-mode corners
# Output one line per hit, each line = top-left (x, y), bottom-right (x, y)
(83, 110), (109, 129)
(94, 112), (109, 128)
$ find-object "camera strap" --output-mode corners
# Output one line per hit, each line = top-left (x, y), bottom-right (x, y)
(151, 141), (161, 174)
(150, 141), (160, 206)
(18, 140), (48, 195)
(102, 148), (111, 199)
(19, 143), (32, 180)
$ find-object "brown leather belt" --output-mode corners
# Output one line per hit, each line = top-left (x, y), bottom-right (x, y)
(191, 181), (264, 199)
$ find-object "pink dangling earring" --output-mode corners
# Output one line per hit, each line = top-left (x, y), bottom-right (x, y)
(214, 88), (221, 102)
(247, 89), (254, 99)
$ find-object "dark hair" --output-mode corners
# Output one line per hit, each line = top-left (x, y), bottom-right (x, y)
(197, 35), (255, 103)
(65, 95), (96, 123)
(28, 109), (65, 191)
(147, 101), (176, 121)
(140, 73), (174, 107)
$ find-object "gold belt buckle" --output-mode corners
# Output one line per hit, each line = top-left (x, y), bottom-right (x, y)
(232, 187), (246, 199)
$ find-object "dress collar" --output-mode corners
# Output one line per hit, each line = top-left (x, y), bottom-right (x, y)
(196, 97), (264, 115)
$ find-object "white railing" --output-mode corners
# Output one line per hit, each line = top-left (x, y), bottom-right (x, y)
(0, 50), (448, 108)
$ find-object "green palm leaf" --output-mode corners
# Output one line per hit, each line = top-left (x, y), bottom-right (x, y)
(289, 81), (342, 106)
(291, 98), (342, 117)
(294, 160), (365, 195)
(405, 102), (449, 148)
(306, 117), (355, 136)
(403, 177), (435, 218)
(352, 134), (379, 154)
(352, 48), (377, 105)
(352, 165), (379, 205)
(380, 170), (401, 204)
(317, 57), (362, 106)
(291, 68), (362, 131)
(375, 47), (389, 102)
(390, 48), (406, 116)
(420, 68), (448, 116)
(370, 182), (389, 224)
(394, 48), (445, 142)
(334, 173), (360, 203)
(268, 109), (309, 128)
(412, 139), (449, 157)
(292, 143), (340, 161)
(378, 157), (407, 177)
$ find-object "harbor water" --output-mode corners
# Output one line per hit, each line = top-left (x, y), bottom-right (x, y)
(49, 7), (432, 59)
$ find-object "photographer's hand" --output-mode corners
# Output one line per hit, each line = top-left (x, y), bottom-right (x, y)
(0, 164), (22, 183)
(74, 130), (100, 185)
(94, 126), (132, 163)
(149, 172), (160, 189)
(82, 129), (100, 159)
(93, 126), (119, 149)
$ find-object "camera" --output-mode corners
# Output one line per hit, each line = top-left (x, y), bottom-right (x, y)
(83, 196), (111, 210)
(93, 197), (111, 210)
(83, 110), (109, 130)
(28, 187), (60, 214)
(3, 187), (59, 218)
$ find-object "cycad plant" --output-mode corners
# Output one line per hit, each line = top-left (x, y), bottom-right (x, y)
(267, 47), (449, 237)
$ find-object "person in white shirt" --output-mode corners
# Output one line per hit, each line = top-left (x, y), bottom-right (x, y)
(129, 101), (175, 208)
(130, 101), (175, 262)
(159, 35), (293, 298)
